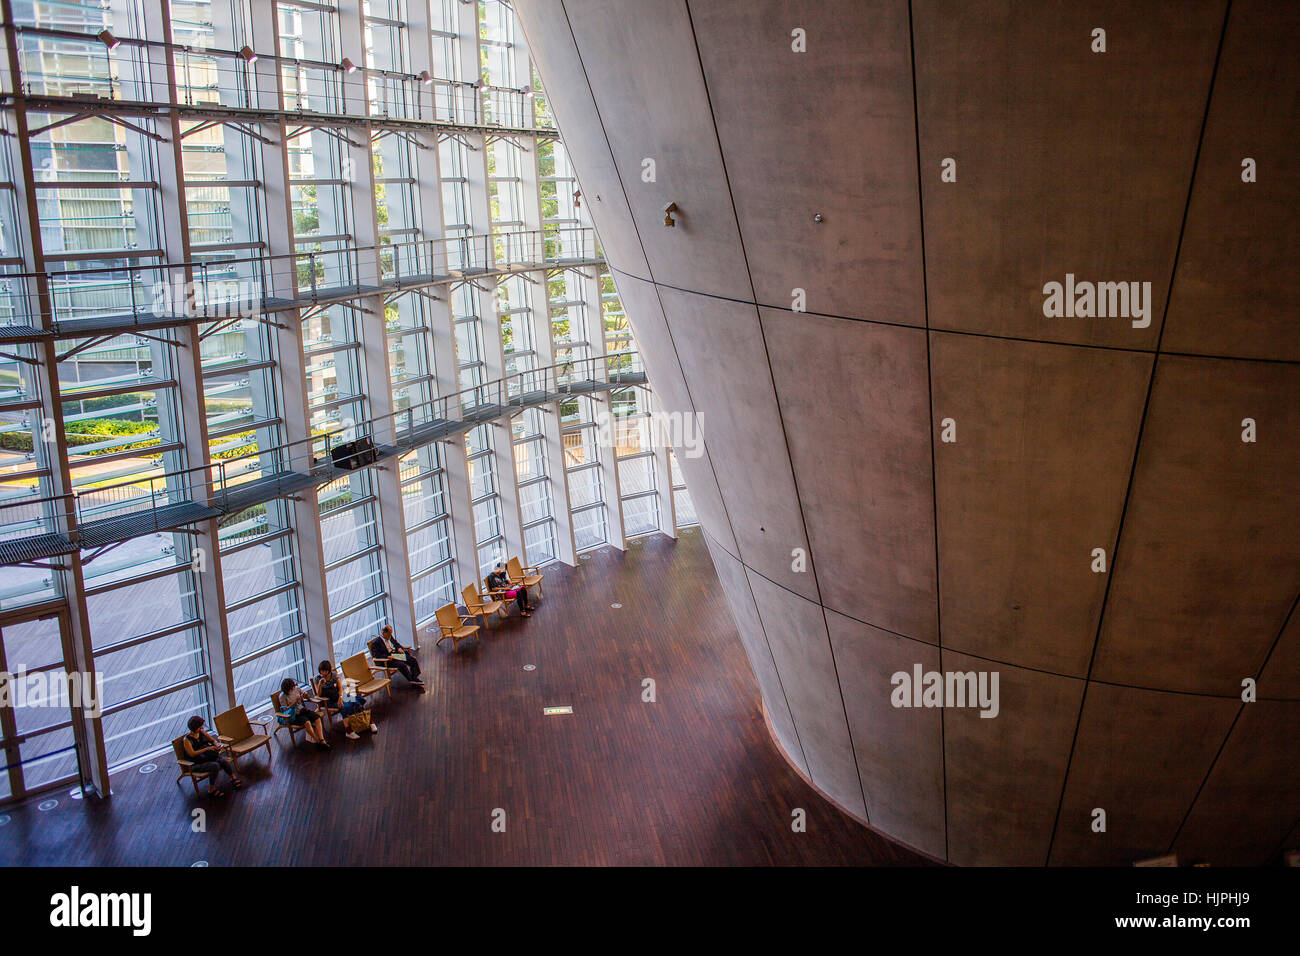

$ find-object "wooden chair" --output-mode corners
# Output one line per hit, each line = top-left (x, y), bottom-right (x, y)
(172, 736), (217, 796)
(270, 690), (320, 746)
(212, 705), (272, 773)
(462, 581), (507, 627)
(341, 652), (392, 701)
(310, 675), (344, 727)
(364, 638), (402, 684)
(435, 602), (480, 651)
(507, 555), (544, 599)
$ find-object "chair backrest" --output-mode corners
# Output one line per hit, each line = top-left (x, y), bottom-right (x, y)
(340, 652), (371, 684)
(172, 736), (190, 765)
(462, 582), (480, 606)
(270, 691), (292, 725)
(214, 705), (251, 741)
(506, 556), (524, 578)
(435, 603), (461, 630)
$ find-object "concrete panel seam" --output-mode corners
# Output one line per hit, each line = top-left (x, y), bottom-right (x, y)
(1045, 0), (1235, 865)
(556, 0), (750, 570)
(685, 0), (870, 822)
(1165, 587), (1300, 854)
(699, 523), (814, 775)
(556, 0), (813, 778)
(909, 0), (950, 860)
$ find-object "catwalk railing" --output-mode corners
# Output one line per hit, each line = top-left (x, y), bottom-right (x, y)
(0, 351), (647, 566)
(0, 226), (600, 340)
(3, 23), (557, 133)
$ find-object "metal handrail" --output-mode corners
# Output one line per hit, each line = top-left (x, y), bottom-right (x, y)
(1, 226), (601, 331)
(0, 351), (645, 546)
(7, 25), (554, 132)
(5, 225), (595, 283)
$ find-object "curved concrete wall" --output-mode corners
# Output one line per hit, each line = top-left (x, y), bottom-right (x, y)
(515, 0), (1300, 865)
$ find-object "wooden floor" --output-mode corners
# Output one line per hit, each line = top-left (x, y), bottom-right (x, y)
(0, 532), (930, 866)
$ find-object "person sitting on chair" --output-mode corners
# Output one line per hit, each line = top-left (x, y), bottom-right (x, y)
(314, 660), (377, 740)
(278, 677), (331, 750)
(487, 562), (532, 617)
(369, 625), (424, 689)
(182, 715), (242, 796)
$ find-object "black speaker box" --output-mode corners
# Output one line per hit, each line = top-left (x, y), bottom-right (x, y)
(331, 435), (379, 470)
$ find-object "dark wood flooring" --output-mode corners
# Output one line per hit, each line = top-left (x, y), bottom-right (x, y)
(0, 532), (930, 866)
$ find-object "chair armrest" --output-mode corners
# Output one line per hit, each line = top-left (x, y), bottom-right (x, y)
(177, 759), (196, 769)
(217, 734), (235, 744)
(248, 719), (271, 735)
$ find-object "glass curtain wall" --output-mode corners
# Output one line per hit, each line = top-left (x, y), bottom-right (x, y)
(0, 0), (688, 802)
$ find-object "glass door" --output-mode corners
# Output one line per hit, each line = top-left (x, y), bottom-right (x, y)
(0, 605), (82, 802)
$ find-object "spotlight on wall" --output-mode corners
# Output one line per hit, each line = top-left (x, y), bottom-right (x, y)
(663, 201), (678, 227)
(419, 70), (434, 85)
(573, 190), (582, 208)
(340, 57), (358, 74)
(238, 46), (258, 64)
(97, 29), (120, 51)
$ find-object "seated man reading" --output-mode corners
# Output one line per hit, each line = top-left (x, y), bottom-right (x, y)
(369, 625), (424, 689)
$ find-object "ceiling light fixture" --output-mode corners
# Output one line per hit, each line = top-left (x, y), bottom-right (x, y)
(238, 45), (258, 63)
(419, 70), (434, 85)
(97, 29), (120, 51)
(340, 57), (357, 74)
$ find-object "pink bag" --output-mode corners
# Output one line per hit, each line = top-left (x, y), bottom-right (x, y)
(505, 589), (518, 598)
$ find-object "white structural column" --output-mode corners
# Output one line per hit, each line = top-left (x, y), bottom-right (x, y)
(413, 20), (491, 597)
(531, 293), (578, 566)
(651, 391), (678, 540)
(0, 0), (110, 799)
(252, 1), (336, 669)
(123, 0), (239, 710)
(586, 263), (626, 552)
(405, 0), (480, 604)
(515, 51), (576, 567)
(339, 0), (420, 649)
